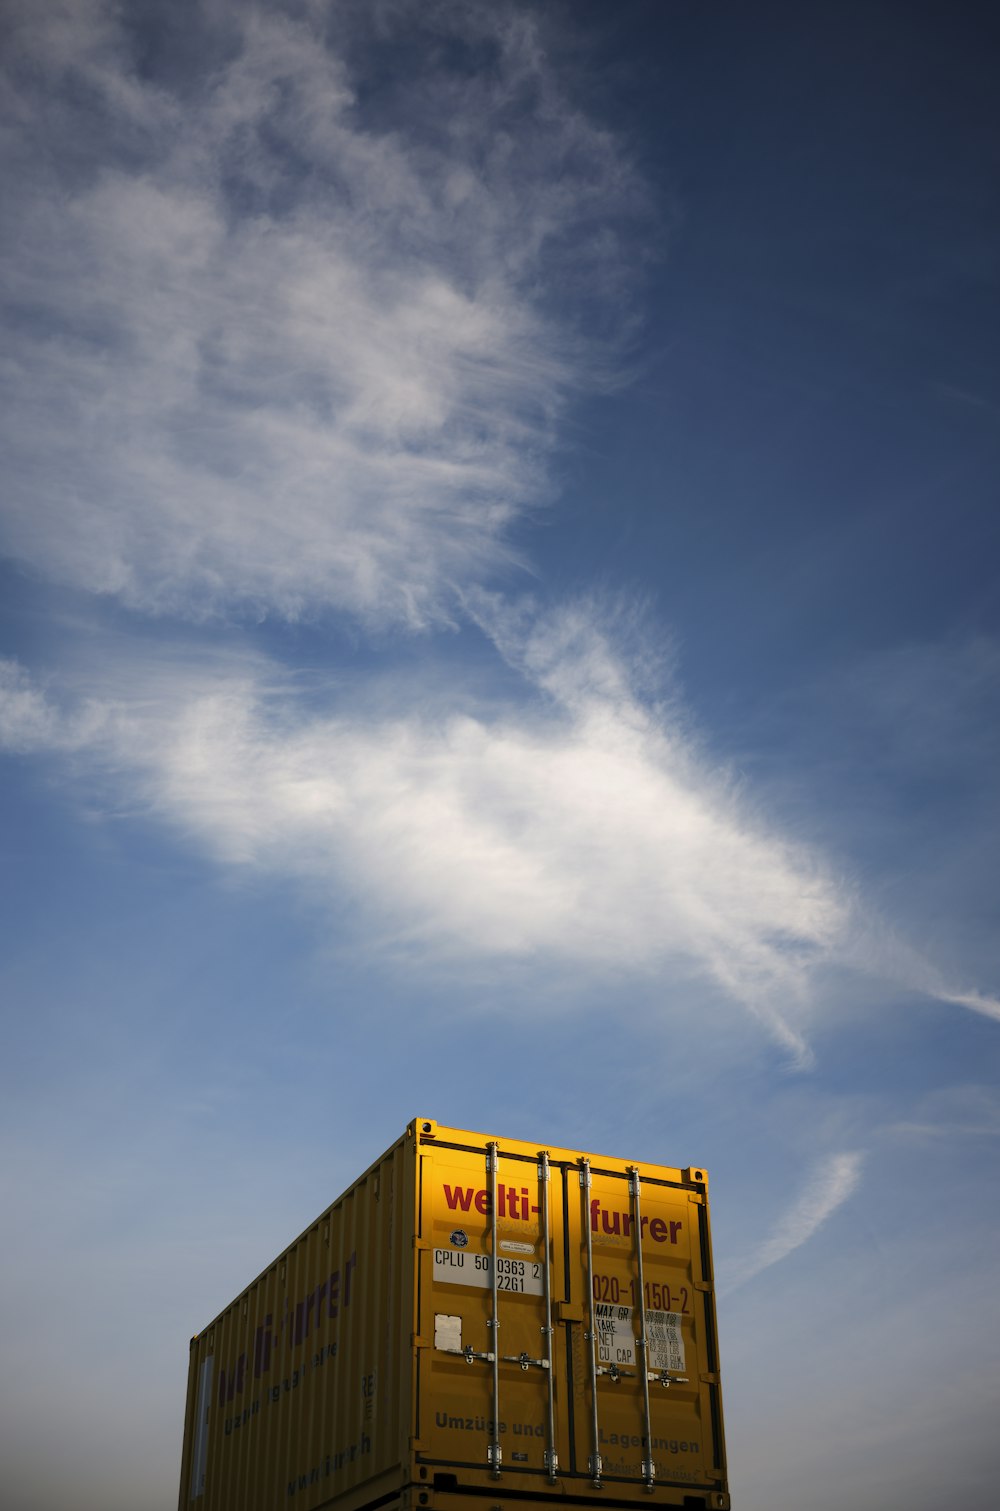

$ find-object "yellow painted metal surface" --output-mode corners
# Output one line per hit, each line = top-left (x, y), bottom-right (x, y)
(178, 1133), (414, 1511)
(178, 1120), (728, 1511)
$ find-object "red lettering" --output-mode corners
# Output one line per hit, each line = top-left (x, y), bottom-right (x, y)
(443, 1185), (475, 1213)
(475, 1189), (490, 1215)
(589, 1204), (682, 1243)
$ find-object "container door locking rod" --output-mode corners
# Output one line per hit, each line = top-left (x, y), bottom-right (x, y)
(628, 1168), (656, 1493)
(494, 1155), (558, 1479)
(580, 1159), (603, 1488)
(487, 1141), (502, 1479)
(539, 1151), (558, 1482)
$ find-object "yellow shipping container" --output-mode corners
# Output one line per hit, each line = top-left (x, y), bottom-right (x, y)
(178, 1119), (729, 1511)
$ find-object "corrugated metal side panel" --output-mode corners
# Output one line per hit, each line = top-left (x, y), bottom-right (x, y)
(178, 1131), (417, 1511)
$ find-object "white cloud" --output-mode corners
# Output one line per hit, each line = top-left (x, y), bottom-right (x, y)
(4, 598), (997, 1060)
(720, 1151), (864, 1294)
(0, 608), (846, 1062)
(842, 914), (1000, 1027)
(924, 987), (1000, 1025)
(0, 0), (642, 627)
(886, 1085), (1000, 1140)
(0, 660), (64, 754)
(0, 657), (109, 754)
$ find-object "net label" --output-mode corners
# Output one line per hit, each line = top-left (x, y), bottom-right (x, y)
(595, 1302), (685, 1373)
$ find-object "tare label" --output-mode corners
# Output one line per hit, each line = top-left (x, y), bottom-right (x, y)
(433, 1249), (544, 1295)
(596, 1302), (685, 1373)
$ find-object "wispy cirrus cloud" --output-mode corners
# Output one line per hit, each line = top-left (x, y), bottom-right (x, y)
(886, 1085), (1000, 1141)
(0, 0), (643, 628)
(4, 592), (998, 1064)
(0, 657), (111, 754)
(719, 1151), (865, 1295)
(0, 604), (844, 1062)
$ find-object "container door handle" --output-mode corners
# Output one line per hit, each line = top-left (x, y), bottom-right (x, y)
(501, 1351), (549, 1370)
(596, 1362), (634, 1382)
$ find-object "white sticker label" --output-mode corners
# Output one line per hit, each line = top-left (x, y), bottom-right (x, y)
(434, 1314), (463, 1352)
(645, 1309), (686, 1373)
(433, 1249), (544, 1295)
(499, 1240), (534, 1255)
(595, 1303), (685, 1373)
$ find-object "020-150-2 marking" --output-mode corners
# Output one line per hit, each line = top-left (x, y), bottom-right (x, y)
(593, 1274), (689, 1312)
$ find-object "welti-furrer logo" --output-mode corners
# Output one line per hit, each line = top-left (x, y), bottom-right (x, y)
(450, 1230), (468, 1248)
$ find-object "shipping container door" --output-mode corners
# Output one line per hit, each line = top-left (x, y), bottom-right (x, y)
(417, 1137), (568, 1483)
(567, 1161), (724, 1496)
(417, 1137), (723, 1501)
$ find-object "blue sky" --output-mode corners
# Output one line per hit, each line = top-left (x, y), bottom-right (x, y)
(1, 3), (998, 1508)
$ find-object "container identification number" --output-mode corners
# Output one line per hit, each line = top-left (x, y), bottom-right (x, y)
(593, 1274), (689, 1312)
(433, 1250), (544, 1296)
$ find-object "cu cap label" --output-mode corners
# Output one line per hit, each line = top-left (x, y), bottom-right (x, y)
(450, 1229), (468, 1248)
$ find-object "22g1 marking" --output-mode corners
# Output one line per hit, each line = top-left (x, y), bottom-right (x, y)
(475, 1255), (542, 1292)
